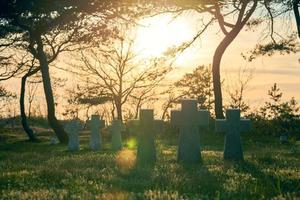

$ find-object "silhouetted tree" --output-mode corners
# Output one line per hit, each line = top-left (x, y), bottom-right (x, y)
(162, 0), (299, 118)
(20, 64), (40, 142)
(0, 84), (16, 118)
(63, 84), (111, 120)
(72, 36), (171, 121)
(0, 0), (124, 143)
(161, 65), (214, 119)
(226, 67), (253, 114)
(175, 65), (214, 111)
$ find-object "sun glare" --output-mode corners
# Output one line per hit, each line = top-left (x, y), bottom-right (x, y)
(115, 149), (136, 174)
(134, 15), (195, 60)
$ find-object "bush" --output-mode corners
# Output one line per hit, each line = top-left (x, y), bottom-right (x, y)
(247, 83), (300, 139)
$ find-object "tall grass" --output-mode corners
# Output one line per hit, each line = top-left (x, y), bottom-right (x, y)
(0, 129), (299, 199)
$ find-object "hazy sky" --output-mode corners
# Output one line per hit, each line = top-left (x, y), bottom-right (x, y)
(133, 13), (300, 109)
(2, 12), (299, 118)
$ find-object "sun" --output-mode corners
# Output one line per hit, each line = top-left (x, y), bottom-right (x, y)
(134, 14), (195, 60)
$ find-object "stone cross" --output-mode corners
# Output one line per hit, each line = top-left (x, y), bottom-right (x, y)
(64, 119), (81, 151)
(109, 119), (124, 151)
(136, 109), (156, 166)
(215, 109), (251, 160)
(89, 115), (105, 151)
(171, 99), (210, 163)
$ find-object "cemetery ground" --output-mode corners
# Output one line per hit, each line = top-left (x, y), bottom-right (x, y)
(0, 127), (299, 200)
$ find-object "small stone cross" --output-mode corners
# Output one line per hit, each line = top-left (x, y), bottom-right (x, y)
(89, 115), (105, 151)
(136, 109), (156, 166)
(215, 109), (251, 160)
(65, 119), (81, 151)
(109, 119), (124, 151)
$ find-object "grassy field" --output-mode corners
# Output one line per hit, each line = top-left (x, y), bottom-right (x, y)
(0, 128), (299, 200)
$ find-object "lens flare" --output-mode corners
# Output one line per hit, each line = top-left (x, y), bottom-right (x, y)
(115, 149), (136, 174)
(126, 138), (137, 149)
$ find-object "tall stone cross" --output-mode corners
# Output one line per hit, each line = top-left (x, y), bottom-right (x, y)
(65, 119), (81, 151)
(109, 119), (124, 151)
(89, 115), (105, 151)
(136, 109), (156, 166)
(215, 109), (251, 161)
(171, 99), (210, 163)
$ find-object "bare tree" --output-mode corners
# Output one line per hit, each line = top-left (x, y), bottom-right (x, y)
(72, 36), (171, 121)
(62, 83), (111, 120)
(226, 66), (254, 114)
(161, 89), (185, 120)
(0, 84), (16, 118)
(27, 78), (40, 119)
(130, 88), (159, 119)
(293, 0), (300, 37)
(0, 0), (125, 143)
(20, 65), (40, 142)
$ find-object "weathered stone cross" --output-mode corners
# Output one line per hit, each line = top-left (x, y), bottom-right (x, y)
(109, 119), (124, 151)
(65, 119), (81, 151)
(171, 99), (210, 163)
(136, 109), (156, 166)
(215, 109), (251, 160)
(89, 115), (105, 151)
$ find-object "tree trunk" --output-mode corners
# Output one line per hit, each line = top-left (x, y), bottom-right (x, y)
(213, 30), (249, 119)
(20, 73), (38, 142)
(293, 0), (300, 38)
(212, 45), (224, 119)
(212, 8), (257, 119)
(212, 1), (257, 119)
(161, 101), (172, 120)
(213, 31), (245, 119)
(116, 102), (123, 122)
(35, 35), (68, 144)
(134, 98), (142, 119)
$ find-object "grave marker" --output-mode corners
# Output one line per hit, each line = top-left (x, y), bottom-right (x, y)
(171, 99), (210, 163)
(137, 109), (156, 166)
(89, 115), (105, 151)
(65, 119), (80, 151)
(215, 109), (251, 160)
(109, 119), (124, 151)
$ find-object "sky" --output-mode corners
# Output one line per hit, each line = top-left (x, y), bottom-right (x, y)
(132, 13), (300, 110)
(2, 11), (299, 118)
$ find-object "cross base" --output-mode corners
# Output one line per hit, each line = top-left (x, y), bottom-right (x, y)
(177, 126), (201, 163)
(224, 132), (244, 160)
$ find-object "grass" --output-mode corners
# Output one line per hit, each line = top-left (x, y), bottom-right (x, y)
(0, 127), (299, 200)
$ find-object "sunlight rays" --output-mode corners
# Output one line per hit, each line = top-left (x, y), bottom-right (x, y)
(134, 15), (195, 60)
